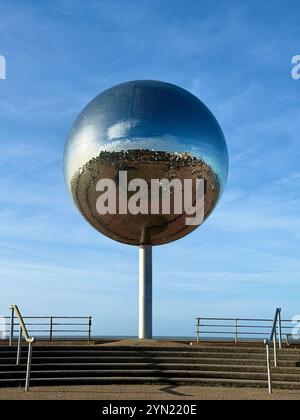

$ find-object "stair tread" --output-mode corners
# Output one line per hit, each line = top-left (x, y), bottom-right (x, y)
(1, 344), (300, 390)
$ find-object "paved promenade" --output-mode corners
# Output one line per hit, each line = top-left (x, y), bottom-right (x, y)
(0, 385), (300, 400)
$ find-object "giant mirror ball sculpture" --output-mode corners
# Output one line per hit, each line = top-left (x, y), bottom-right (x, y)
(64, 80), (228, 246)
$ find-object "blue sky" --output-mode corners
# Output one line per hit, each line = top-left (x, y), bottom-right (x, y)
(0, 0), (300, 337)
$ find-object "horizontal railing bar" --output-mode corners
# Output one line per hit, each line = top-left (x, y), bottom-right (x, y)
(197, 317), (300, 323)
(198, 327), (292, 331)
(199, 324), (274, 329)
(42, 331), (89, 333)
(10, 332), (89, 335)
(196, 331), (269, 335)
(9, 323), (50, 326)
(7, 324), (90, 326)
(198, 324), (237, 328)
(24, 329), (88, 332)
(49, 317), (90, 319)
(197, 326), (295, 332)
(51, 323), (90, 326)
(6, 322), (88, 330)
(237, 326), (294, 330)
(197, 318), (245, 321)
(197, 318), (274, 322)
(7, 325), (89, 329)
(16, 330), (54, 333)
(4, 316), (90, 320)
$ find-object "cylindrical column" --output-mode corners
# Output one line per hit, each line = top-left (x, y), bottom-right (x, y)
(139, 245), (152, 339)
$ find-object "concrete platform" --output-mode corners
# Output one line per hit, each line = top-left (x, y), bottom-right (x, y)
(0, 384), (300, 400)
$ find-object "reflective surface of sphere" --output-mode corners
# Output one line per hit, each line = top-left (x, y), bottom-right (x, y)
(64, 80), (228, 246)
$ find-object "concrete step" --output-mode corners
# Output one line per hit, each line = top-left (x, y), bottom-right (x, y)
(0, 356), (276, 366)
(1, 345), (271, 353)
(1, 376), (300, 390)
(0, 356), (288, 367)
(0, 350), (279, 360)
(0, 347), (269, 353)
(0, 362), (273, 373)
(1, 343), (300, 390)
(2, 368), (300, 382)
(2, 348), (299, 359)
(2, 351), (297, 361)
(3, 345), (300, 354)
(2, 362), (300, 374)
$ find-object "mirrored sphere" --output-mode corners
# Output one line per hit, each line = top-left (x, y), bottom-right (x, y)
(64, 80), (228, 246)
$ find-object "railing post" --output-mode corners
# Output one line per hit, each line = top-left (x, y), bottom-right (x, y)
(264, 340), (272, 394)
(25, 342), (33, 392)
(49, 317), (53, 341)
(16, 325), (22, 366)
(273, 331), (278, 368)
(88, 316), (92, 342)
(196, 318), (200, 343)
(9, 306), (15, 346)
(234, 319), (238, 343)
(278, 309), (282, 350)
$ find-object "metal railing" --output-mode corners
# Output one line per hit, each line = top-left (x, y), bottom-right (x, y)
(196, 313), (294, 344)
(10, 305), (34, 392)
(5, 314), (92, 343)
(195, 309), (289, 395)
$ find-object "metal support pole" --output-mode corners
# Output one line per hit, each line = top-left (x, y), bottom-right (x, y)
(234, 319), (238, 344)
(139, 245), (152, 339)
(16, 325), (22, 366)
(264, 340), (272, 394)
(273, 332), (278, 368)
(49, 317), (53, 341)
(278, 309), (282, 350)
(25, 342), (33, 392)
(9, 306), (14, 346)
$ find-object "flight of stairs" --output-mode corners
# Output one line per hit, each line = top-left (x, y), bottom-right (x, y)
(1, 342), (300, 389)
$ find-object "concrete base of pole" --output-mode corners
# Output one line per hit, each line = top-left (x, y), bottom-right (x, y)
(139, 245), (152, 339)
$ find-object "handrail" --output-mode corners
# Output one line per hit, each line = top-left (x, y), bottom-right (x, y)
(10, 305), (35, 392)
(269, 308), (282, 369)
(265, 308), (282, 394)
(10, 305), (34, 344)
(270, 308), (282, 345)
